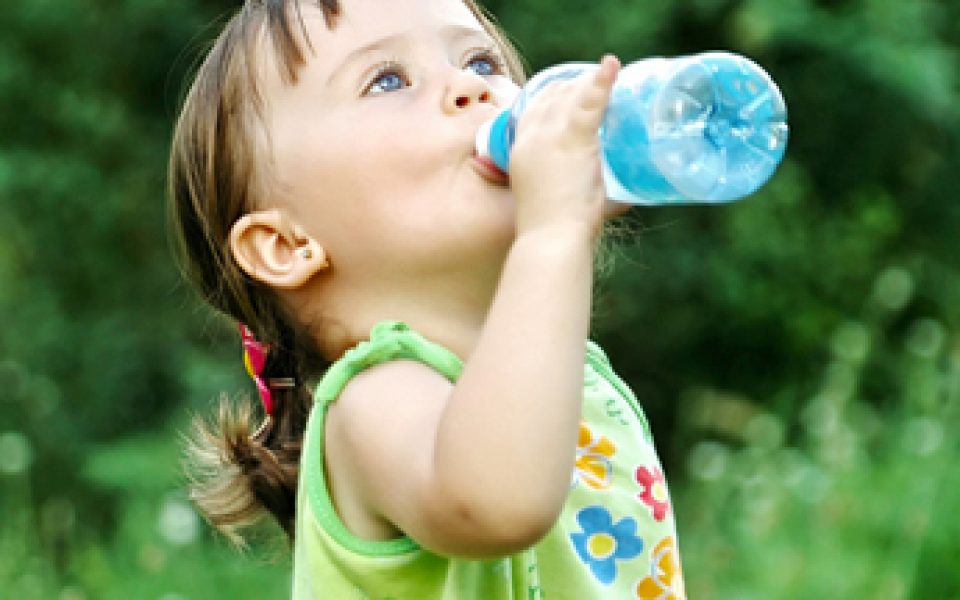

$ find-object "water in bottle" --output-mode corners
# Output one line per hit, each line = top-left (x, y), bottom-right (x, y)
(475, 52), (789, 205)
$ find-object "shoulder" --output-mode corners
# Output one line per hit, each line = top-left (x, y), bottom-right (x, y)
(320, 320), (461, 503)
(323, 359), (452, 509)
(327, 358), (453, 433)
(322, 359), (454, 542)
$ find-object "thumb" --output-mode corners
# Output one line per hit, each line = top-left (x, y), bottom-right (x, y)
(572, 55), (621, 135)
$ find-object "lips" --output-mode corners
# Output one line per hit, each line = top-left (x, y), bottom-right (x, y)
(472, 152), (510, 186)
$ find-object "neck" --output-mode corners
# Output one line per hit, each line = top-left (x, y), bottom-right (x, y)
(298, 270), (499, 362)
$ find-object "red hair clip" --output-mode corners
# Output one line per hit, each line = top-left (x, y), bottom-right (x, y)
(239, 323), (274, 415)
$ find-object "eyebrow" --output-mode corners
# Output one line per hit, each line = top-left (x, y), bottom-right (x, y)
(326, 24), (493, 86)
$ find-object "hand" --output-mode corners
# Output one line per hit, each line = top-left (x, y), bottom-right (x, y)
(508, 55), (621, 241)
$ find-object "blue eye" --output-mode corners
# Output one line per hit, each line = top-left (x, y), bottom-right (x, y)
(466, 50), (504, 77)
(366, 63), (408, 94)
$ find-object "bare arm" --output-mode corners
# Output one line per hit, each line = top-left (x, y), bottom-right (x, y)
(326, 56), (622, 558)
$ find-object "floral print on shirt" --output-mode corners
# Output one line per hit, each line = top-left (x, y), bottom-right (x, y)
(569, 505), (644, 585)
(635, 465), (671, 522)
(635, 536), (685, 600)
(572, 421), (617, 490)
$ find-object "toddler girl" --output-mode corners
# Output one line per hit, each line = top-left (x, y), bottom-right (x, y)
(170, 0), (685, 597)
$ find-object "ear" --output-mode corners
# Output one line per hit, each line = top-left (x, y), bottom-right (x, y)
(229, 209), (328, 290)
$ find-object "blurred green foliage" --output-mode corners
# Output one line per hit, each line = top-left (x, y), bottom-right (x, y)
(1, 0), (957, 598)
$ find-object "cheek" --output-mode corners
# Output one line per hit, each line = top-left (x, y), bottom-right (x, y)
(319, 116), (457, 214)
(284, 116), (432, 205)
(285, 122), (451, 245)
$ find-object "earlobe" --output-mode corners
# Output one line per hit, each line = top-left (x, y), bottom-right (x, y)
(229, 210), (328, 290)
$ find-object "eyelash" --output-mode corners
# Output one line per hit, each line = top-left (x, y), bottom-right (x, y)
(363, 60), (407, 95)
(362, 46), (507, 96)
(464, 46), (507, 77)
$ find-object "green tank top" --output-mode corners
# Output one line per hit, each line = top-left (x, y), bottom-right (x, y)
(293, 321), (685, 599)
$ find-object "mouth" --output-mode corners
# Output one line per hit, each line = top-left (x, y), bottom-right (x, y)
(471, 152), (510, 186)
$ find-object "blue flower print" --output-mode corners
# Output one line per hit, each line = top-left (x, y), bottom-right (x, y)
(569, 505), (644, 585)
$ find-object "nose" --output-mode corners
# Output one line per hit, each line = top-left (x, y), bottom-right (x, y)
(442, 69), (493, 114)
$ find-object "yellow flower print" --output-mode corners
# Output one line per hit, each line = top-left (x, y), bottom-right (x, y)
(573, 422), (617, 490)
(635, 536), (685, 600)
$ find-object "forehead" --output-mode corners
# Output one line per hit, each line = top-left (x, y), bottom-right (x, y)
(301, 0), (485, 63)
(254, 0), (492, 143)
(255, 0), (488, 100)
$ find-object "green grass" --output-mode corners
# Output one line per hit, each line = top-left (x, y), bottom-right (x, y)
(676, 308), (960, 598)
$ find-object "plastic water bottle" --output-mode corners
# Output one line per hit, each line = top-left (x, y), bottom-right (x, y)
(475, 52), (789, 205)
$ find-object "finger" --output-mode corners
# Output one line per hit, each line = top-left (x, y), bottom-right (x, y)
(590, 55), (621, 107)
(571, 55), (621, 136)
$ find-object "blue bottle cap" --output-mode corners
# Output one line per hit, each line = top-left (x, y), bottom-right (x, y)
(475, 109), (514, 172)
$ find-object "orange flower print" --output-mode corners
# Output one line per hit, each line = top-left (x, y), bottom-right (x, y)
(635, 466), (671, 522)
(573, 422), (617, 490)
(635, 536), (685, 600)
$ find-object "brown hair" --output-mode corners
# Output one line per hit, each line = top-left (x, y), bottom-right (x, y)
(168, 0), (525, 546)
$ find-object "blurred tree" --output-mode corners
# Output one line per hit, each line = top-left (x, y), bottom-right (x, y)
(0, 1), (250, 595)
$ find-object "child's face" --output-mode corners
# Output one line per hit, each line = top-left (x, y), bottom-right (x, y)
(262, 0), (521, 290)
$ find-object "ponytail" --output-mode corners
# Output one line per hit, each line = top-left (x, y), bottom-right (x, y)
(183, 314), (327, 546)
(183, 381), (312, 545)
